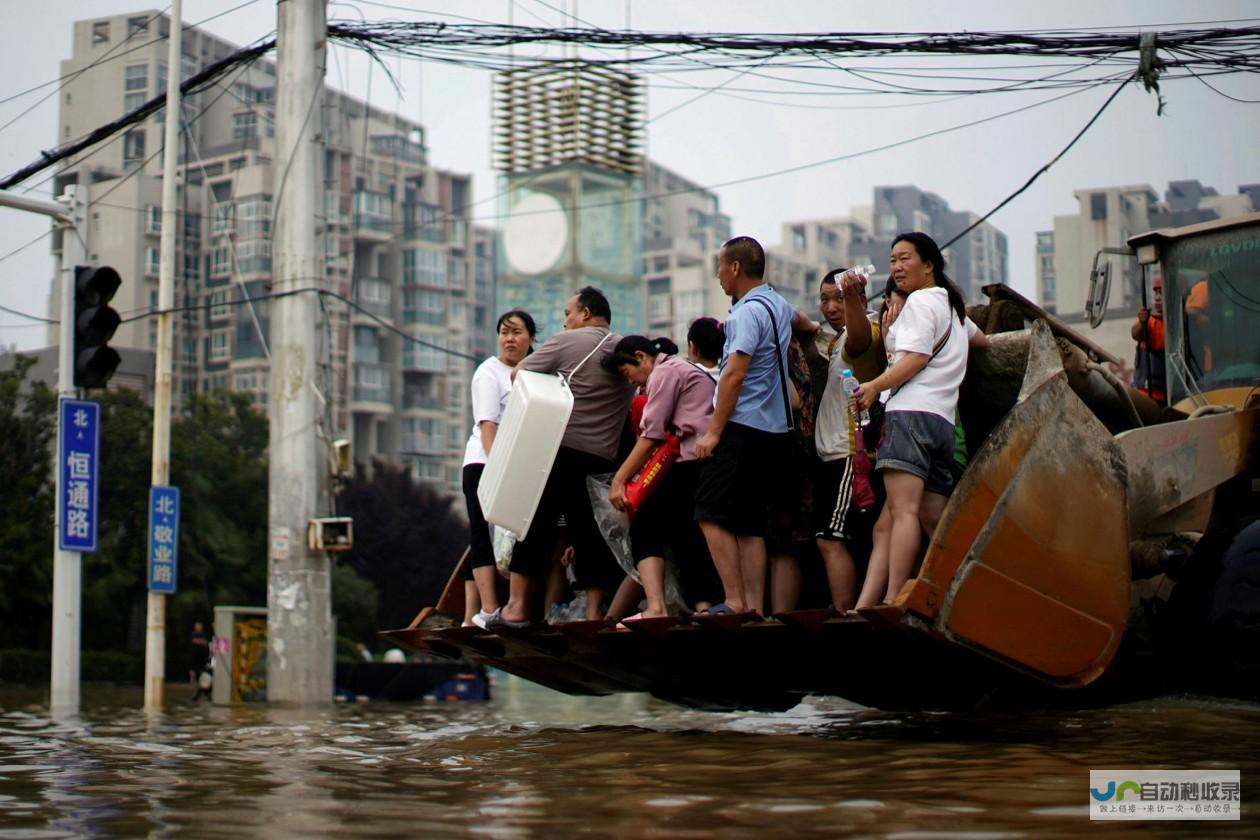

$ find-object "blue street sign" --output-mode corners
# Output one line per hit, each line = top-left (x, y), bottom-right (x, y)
(148, 486), (181, 594)
(59, 398), (100, 553)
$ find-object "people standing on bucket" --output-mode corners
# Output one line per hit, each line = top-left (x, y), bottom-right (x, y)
(693, 236), (796, 616)
(487, 287), (634, 629)
(462, 309), (536, 629)
(853, 232), (983, 609)
(604, 335), (718, 619)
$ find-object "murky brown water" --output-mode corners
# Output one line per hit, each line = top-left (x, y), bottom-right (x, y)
(1, 677), (1256, 838)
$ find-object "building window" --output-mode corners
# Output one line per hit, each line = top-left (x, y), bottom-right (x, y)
(124, 91), (145, 113)
(209, 247), (230, 277)
(403, 248), (446, 288)
(145, 205), (161, 235)
(123, 129), (145, 166)
(232, 111), (256, 140)
(1090, 193), (1108, 221)
(145, 246), (160, 275)
(182, 252), (200, 280)
(128, 16), (151, 36)
(92, 21), (110, 44)
(208, 289), (230, 320)
(209, 331), (230, 362)
(211, 202), (234, 236)
(125, 64), (147, 92)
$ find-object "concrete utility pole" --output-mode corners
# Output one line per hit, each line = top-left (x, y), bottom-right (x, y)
(0, 186), (85, 712)
(144, 0), (183, 712)
(268, 0), (332, 703)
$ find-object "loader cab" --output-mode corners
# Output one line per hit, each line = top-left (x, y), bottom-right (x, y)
(1126, 213), (1260, 410)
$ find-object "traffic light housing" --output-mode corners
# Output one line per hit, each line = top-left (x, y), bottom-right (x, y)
(73, 265), (122, 388)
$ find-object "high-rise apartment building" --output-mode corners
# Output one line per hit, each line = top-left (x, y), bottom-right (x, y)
(48, 10), (481, 495)
(640, 161), (731, 343)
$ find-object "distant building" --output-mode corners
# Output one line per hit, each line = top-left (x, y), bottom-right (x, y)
(864, 185), (1009, 300)
(640, 161), (730, 344)
(762, 188), (1008, 318)
(48, 10), (481, 495)
(1036, 179), (1258, 318)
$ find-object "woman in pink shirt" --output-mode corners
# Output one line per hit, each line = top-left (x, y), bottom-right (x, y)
(603, 335), (718, 619)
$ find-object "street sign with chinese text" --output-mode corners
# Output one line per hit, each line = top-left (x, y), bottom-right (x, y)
(59, 398), (100, 552)
(148, 485), (180, 593)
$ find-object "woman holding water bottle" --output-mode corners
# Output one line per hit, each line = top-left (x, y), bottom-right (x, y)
(853, 232), (986, 609)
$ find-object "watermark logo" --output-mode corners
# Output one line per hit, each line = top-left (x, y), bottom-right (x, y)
(1089, 770), (1240, 820)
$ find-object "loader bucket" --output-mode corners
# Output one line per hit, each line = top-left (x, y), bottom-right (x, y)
(900, 320), (1131, 688)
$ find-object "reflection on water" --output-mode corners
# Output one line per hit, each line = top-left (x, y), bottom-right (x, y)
(1, 676), (1256, 838)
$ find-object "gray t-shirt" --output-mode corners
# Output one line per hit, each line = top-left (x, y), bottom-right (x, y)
(518, 325), (633, 461)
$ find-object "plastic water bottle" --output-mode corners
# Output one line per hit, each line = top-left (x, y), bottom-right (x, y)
(851, 263), (877, 282)
(841, 368), (869, 426)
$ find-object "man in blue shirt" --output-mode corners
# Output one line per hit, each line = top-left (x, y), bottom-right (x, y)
(694, 236), (795, 615)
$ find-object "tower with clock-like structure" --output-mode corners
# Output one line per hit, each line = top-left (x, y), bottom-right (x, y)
(494, 62), (644, 339)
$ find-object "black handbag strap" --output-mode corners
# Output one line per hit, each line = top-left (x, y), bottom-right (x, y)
(749, 296), (795, 432)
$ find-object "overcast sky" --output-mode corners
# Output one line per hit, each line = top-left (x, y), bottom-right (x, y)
(2, 0), (1258, 351)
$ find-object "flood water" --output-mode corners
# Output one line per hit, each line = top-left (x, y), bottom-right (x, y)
(1, 677), (1256, 838)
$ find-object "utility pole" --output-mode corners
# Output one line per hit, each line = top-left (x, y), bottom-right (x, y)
(269, 0), (331, 703)
(0, 186), (84, 712)
(144, 0), (183, 711)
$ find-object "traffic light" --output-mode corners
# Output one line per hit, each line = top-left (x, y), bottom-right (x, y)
(73, 265), (122, 388)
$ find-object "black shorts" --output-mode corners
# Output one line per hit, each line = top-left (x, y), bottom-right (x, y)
(630, 460), (721, 605)
(694, 422), (792, 539)
(508, 446), (624, 592)
(812, 456), (873, 543)
(461, 463), (494, 580)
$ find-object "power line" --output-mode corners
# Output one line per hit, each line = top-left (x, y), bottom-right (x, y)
(116, 285), (480, 361)
(0, 0), (263, 110)
(0, 36), (277, 190)
(0, 302), (55, 324)
(942, 79), (1132, 251)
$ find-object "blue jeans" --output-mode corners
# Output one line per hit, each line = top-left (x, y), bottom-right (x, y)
(876, 410), (956, 496)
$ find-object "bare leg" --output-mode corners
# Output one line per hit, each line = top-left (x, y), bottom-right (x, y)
(883, 470), (926, 603)
(500, 571), (536, 623)
(543, 546), (570, 615)
(473, 565), (501, 615)
(463, 581), (480, 625)
(770, 552), (801, 613)
(738, 536), (767, 615)
(856, 506), (892, 609)
(919, 491), (948, 543)
(607, 576), (644, 621)
(584, 588), (605, 621)
(816, 538), (857, 612)
(635, 557), (669, 617)
(699, 520), (748, 612)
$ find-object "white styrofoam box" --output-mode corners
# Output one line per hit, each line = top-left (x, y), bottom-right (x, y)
(478, 370), (574, 540)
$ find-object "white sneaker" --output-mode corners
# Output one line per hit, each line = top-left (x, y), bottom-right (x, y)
(472, 608), (499, 630)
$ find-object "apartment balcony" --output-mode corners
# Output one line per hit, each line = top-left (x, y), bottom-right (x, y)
(353, 190), (394, 241)
(352, 278), (393, 322)
(401, 388), (445, 411)
(351, 362), (393, 410)
(400, 434), (446, 456)
(369, 134), (427, 166)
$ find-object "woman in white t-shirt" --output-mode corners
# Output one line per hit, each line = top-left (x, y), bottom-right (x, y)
(854, 232), (987, 609)
(462, 309), (536, 628)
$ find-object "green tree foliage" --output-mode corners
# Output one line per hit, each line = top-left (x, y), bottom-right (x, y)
(0, 358), (462, 668)
(335, 460), (465, 632)
(0, 356), (56, 649)
(166, 391), (270, 671)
